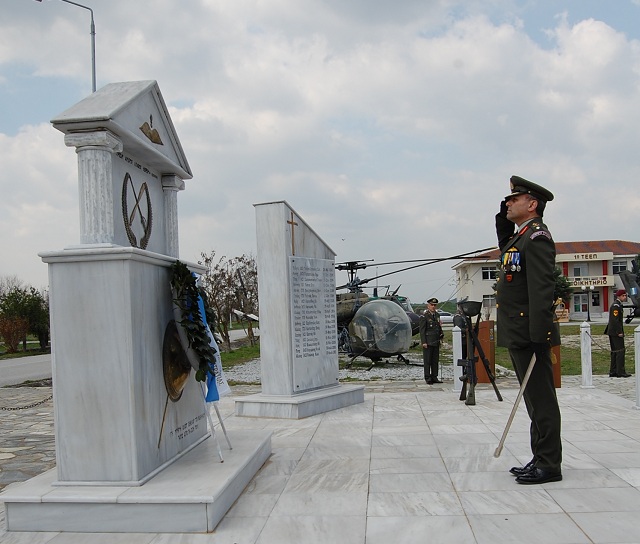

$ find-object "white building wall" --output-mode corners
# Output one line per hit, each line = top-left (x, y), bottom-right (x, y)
(454, 251), (637, 322)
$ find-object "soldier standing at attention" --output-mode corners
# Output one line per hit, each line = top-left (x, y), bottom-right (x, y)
(606, 289), (631, 378)
(495, 175), (562, 485)
(419, 298), (444, 384)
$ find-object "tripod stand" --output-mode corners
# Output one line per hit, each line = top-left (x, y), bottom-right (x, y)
(457, 301), (503, 406)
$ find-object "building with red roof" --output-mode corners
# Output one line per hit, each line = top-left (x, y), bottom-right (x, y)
(453, 240), (640, 321)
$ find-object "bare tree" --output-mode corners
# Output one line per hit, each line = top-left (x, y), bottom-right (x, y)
(234, 254), (259, 345)
(198, 251), (258, 350)
(0, 275), (23, 299)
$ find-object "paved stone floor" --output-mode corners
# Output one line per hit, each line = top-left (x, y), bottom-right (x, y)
(1, 372), (638, 543)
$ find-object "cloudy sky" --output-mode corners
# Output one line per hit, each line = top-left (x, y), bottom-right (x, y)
(2, 0), (640, 304)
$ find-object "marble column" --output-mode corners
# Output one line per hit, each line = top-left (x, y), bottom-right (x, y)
(64, 130), (123, 245)
(162, 174), (185, 258)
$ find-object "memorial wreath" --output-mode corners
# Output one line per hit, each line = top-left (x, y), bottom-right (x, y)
(169, 260), (218, 382)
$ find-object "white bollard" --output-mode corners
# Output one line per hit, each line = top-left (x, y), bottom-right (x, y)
(452, 325), (463, 393)
(635, 325), (640, 410)
(580, 321), (595, 389)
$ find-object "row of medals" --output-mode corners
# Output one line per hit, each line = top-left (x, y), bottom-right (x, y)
(502, 249), (522, 272)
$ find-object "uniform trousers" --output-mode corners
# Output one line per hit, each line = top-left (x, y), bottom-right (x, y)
(509, 347), (562, 472)
(608, 336), (626, 375)
(422, 345), (440, 381)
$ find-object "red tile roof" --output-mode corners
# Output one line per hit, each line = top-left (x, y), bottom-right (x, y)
(471, 240), (640, 261)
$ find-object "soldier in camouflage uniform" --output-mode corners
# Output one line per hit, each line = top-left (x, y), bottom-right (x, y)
(495, 175), (562, 485)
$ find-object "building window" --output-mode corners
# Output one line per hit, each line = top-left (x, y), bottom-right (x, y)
(573, 293), (587, 313)
(483, 294), (496, 319)
(483, 294), (496, 308)
(613, 261), (627, 274)
(572, 264), (588, 277)
(482, 267), (497, 280)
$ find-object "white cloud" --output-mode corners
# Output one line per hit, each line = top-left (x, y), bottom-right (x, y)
(2, 0), (640, 301)
(0, 124), (78, 289)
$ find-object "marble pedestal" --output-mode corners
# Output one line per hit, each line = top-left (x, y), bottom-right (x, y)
(235, 384), (364, 419)
(247, 201), (365, 419)
(1, 430), (271, 533)
(40, 246), (210, 485)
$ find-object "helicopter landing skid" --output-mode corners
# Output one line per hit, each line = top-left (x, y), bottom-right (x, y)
(397, 354), (423, 366)
(344, 353), (419, 370)
(364, 356), (421, 371)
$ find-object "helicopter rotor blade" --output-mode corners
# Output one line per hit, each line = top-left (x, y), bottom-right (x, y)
(372, 254), (495, 267)
(335, 246), (497, 291)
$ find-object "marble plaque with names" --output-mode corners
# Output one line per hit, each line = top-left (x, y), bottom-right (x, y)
(289, 256), (338, 391)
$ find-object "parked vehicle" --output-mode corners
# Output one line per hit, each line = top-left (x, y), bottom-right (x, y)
(436, 309), (454, 324)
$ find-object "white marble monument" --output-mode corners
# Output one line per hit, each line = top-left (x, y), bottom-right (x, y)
(0, 81), (270, 533)
(235, 201), (364, 418)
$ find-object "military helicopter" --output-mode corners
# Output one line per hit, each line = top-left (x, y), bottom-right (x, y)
(335, 279), (418, 365)
(335, 247), (495, 365)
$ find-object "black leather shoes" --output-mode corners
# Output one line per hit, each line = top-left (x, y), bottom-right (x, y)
(515, 467), (562, 485)
(509, 460), (535, 476)
(609, 373), (618, 377)
(432, 378), (443, 384)
(619, 373), (632, 378)
(426, 380), (434, 385)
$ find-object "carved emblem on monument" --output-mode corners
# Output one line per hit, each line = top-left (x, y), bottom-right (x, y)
(122, 172), (153, 249)
(139, 114), (164, 145)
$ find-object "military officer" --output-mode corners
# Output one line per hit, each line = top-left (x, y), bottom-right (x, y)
(495, 175), (562, 485)
(605, 289), (631, 377)
(419, 297), (444, 384)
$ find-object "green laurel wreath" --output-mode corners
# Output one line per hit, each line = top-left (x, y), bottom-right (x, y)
(169, 260), (218, 382)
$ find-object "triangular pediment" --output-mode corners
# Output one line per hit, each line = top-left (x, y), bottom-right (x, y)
(51, 80), (191, 179)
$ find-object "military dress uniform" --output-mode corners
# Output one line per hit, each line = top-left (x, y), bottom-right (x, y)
(495, 176), (562, 481)
(419, 303), (443, 383)
(605, 295), (627, 377)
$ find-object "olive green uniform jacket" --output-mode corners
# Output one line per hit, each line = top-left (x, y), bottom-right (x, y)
(419, 311), (443, 346)
(605, 298), (625, 337)
(495, 217), (560, 349)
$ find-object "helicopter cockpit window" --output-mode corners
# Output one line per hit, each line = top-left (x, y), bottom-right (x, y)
(349, 299), (412, 355)
(401, 298), (414, 312)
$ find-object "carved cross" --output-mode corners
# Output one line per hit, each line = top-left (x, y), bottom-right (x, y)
(287, 211), (298, 255)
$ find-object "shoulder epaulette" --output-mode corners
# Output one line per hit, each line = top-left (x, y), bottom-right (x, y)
(529, 223), (552, 241)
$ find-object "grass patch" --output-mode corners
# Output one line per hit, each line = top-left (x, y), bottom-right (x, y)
(2, 322), (634, 377)
(0, 347), (50, 360)
(220, 343), (260, 368)
(415, 322), (636, 376)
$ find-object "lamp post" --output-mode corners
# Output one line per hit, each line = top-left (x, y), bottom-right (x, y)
(581, 285), (594, 322)
(35, 0), (96, 92)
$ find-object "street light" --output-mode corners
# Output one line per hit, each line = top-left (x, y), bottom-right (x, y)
(35, 0), (96, 92)
(581, 285), (594, 322)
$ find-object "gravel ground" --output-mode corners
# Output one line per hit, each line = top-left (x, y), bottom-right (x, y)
(223, 352), (517, 384)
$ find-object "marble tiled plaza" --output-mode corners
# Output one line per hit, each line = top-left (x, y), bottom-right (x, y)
(1, 375), (640, 543)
